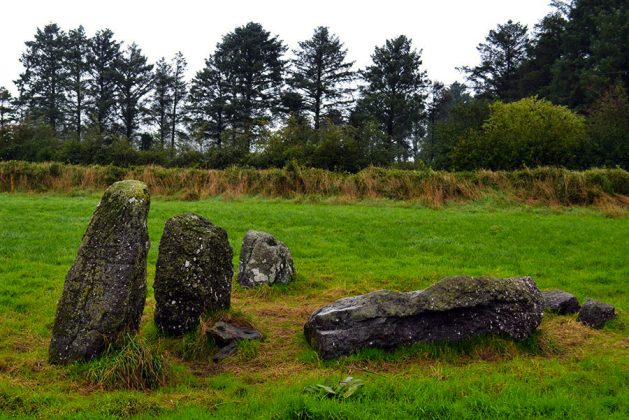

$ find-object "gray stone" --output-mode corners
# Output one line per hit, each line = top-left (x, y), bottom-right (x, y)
(577, 298), (616, 329)
(237, 230), (295, 288)
(304, 276), (544, 359)
(49, 180), (150, 364)
(209, 321), (262, 346)
(542, 290), (580, 315)
(154, 213), (233, 336)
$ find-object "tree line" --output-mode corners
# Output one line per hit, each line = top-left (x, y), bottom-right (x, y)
(0, 0), (627, 171)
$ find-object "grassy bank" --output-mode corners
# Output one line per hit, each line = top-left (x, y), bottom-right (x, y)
(0, 194), (628, 418)
(1, 161), (628, 211)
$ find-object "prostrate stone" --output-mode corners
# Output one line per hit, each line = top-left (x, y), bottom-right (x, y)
(209, 321), (263, 362)
(49, 180), (150, 365)
(542, 290), (580, 315)
(154, 213), (233, 336)
(577, 298), (616, 329)
(304, 276), (544, 359)
(237, 230), (295, 288)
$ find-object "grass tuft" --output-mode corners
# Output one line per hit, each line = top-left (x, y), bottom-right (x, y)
(83, 334), (170, 391)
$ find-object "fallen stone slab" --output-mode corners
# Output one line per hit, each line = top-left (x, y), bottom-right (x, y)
(208, 321), (263, 346)
(237, 230), (295, 288)
(49, 180), (150, 364)
(154, 213), (233, 336)
(209, 321), (262, 363)
(577, 298), (616, 329)
(304, 276), (544, 359)
(542, 290), (580, 315)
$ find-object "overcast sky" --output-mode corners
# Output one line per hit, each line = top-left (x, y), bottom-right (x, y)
(1, 0), (554, 95)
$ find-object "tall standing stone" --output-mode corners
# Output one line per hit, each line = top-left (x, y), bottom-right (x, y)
(49, 180), (150, 365)
(154, 213), (233, 336)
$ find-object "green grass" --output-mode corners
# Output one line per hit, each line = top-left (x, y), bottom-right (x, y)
(0, 193), (628, 418)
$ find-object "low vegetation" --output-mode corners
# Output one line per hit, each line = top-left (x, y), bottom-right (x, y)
(0, 193), (627, 417)
(1, 161), (628, 214)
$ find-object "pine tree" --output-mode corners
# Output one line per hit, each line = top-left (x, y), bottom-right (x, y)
(116, 43), (153, 141)
(169, 51), (187, 155)
(15, 23), (68, 132)
(0, 87), (16, 131)
(289, 26), (355, 130)
(149, 58), (174, 150)
(187, 53), (231, 149)
(461, 20), (529, 101)
(65, 26), (90, 139)
(87, 29), (121, 138)
(215, 22), (286, 150)
(357, 35), (427, 160)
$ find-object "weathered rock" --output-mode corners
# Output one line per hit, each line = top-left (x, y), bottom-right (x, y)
(208, 321), (262, 346)
(542, 290), (580, 315)
(577, 298), (616, 329)
(304, 276), (544, 359)
(237, 230), (295, 288)
(49, 180), (150, 364)
(154, 213), (233, 336)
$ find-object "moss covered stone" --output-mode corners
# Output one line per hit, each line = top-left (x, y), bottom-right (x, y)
(304, 276), (544, 359)
(237, 230), (295, 288)
(49, 180), (150, 364)
(154, 213), (233, 336)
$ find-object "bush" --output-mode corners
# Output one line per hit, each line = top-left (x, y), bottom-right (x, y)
(451, 97), (587, 170)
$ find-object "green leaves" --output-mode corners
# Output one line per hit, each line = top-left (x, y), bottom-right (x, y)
(304, 376), (365, 400)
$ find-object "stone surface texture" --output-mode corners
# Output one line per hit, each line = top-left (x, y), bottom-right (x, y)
(577, 298), (616, 329)
(154, 213), (233, 336)
(237, 230), (295, 288)
(49, 180), (150, 364)
(304, 276), (544, 359)
(542, 290), (581, 315)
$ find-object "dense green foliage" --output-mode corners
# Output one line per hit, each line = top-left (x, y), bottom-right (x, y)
(0, 194), (627, 417)
(0, 0), (627, 171)
(451, 98), (587, 170)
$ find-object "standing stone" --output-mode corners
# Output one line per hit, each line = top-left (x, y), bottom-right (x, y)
(154, 213), (233, 336)
(237, 230), (295, 288)
(304, 276), (544, 359)
(542, 290), (580, 315)
(49, 180), (150, 365)
(577, 298), (616, 329)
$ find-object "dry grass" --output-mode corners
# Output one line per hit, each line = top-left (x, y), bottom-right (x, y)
(1, 161), (627, 212)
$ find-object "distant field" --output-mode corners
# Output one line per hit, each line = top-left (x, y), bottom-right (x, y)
(0, 193), (628, 418)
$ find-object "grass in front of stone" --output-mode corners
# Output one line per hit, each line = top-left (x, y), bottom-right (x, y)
(0, 193), (628, 418)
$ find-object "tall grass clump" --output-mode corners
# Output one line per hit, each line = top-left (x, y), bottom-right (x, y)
(85, 334), (170, 391)
(0, 160), (627, 209)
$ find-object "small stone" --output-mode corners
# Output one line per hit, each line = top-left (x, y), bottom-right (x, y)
(237, 230), (295, 288)
(208, 321), (262, 346)
(154, 213), (233, 336)
(577, 298), (616, 329)
(49, 180), (150, 365)
(542, 290), (580, 315)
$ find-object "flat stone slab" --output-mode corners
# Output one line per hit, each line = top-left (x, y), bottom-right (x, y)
(577, 298), (616, 329)
(304, 276), (544, 359)
(208, 321), (262, 346)
(237, 230), (295, 288)
(154, 213), (233, 336)
(49, 180), (150, 364)
(542, 290), (580, 315)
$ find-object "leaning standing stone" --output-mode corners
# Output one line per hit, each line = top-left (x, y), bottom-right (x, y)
(154, 213), (233, 336)
(237, 230), (295, 288)
(49, 180), (150, 365)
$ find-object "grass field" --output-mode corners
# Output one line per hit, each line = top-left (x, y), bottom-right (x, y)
(0, 193), (628, 418)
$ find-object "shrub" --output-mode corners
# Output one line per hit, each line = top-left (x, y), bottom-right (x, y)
(451, 97), (587, 170)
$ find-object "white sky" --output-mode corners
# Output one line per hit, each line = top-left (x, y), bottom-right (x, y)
(0, 0), (554, 95)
